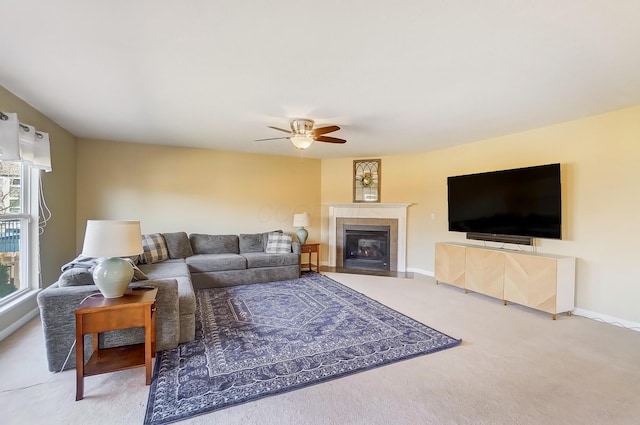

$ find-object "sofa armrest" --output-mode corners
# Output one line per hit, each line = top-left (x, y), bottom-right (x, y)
(148, 278), (180, 350)
(37, 284), (102, 372)
(292, 241), (301, 255)
(37, 279), (180, 372)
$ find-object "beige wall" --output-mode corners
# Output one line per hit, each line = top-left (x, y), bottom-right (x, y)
(321, 105), (640, 323)
(0, 86), (77, 334)
(77, 139), (321, 248)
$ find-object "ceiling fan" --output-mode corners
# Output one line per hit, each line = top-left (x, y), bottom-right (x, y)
(255, 118), (346, 149)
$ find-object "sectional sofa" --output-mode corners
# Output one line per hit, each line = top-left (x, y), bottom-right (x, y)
(37, 230), (301, 372)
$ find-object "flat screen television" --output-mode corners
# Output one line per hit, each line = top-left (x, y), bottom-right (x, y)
(447, 163), (561, 240)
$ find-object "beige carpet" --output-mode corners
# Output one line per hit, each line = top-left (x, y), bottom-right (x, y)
(2, 272), (640, 425)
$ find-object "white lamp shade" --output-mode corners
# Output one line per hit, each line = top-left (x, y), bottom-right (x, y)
(81, 220), (143, 258)
(290, 136), (314, 150)
(293, 212), (310, 227)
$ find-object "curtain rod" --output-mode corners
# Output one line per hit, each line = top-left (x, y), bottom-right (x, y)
(0, 110), (46, 138)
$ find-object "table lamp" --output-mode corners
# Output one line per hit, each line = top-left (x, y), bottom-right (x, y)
(81, 220), (143, 298)
(293, 212), (310, 244)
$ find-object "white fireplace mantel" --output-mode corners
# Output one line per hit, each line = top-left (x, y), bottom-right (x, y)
(326, 203), (412, 271)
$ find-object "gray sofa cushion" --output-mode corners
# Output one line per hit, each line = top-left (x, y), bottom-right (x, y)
(138, 259), (190, 279)
(243, 252), (300, 268)
(133, 262), (196, 317)
(58, 268), (94, 287)
(186, 253), (247, 272)
(239, 230), (283, 253)
(239, 233), (264, 253)
(163, 232), (194, 259)
(191, 265), (300, 289)
(190, 234), (239, 255)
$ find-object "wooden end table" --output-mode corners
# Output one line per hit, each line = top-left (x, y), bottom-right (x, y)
(300, 243), (321, 273)
(75, 287), (158, 401)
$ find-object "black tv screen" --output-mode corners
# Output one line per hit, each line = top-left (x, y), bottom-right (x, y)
(447, 163), (561, 239)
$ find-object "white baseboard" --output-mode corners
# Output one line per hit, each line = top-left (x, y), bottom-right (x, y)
(0, 306), (40, 342)
(572, 308), (640, 332)
(406, 267), (433, 277)
(406, 270), (640, 332)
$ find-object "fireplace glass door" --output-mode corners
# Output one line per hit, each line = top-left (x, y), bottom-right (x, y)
(343, 225), (390, 271)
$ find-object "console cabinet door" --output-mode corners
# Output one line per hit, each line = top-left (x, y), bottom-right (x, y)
(465, 247), (504, 298)
(504, 252), (557, 314)
(434, 243), (466, 288)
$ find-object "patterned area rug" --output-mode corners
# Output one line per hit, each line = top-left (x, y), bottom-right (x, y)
(144, 273), (461, 424)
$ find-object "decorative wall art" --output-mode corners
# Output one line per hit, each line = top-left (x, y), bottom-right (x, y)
(353, 159), (381, 202)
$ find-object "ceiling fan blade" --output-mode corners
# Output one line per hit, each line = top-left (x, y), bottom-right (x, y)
(315, 136), (346, 144)
(313, 125), (340, 136)
(254, 137), (290, 141)
(267, 126), (292, 134)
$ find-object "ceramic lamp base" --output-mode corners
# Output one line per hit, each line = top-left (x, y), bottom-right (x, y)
(92, 257), (134, 298)
(296, 227), (308, 244)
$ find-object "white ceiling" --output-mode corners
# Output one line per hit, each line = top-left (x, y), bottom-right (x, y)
(1, 1), (640, 159)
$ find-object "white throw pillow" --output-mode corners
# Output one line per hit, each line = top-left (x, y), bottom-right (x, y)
(265, 232), (292, 254)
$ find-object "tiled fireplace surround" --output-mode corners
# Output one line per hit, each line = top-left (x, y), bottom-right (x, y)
(327, 203), (411, 272)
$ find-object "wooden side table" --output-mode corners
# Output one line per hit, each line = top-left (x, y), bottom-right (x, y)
(300, 243), (321, 273)
(75, 287), (158, 401)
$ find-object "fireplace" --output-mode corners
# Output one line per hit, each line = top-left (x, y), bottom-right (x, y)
(328, 203), (411, 272)
(343, 225), (390, 271)
(335, 217), (399, 271)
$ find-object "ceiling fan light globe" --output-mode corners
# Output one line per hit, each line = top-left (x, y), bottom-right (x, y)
(290, 136), (314, 150)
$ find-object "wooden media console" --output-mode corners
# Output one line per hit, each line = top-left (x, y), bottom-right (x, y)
(435, 242), (575, 319)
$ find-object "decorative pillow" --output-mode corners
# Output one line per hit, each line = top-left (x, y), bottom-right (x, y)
(139, 233), (169, 264)
(263, 230), (282, 251)
(265, 232), (292, 254)
(162, 232), (194, 259)
(58, 268), (94, 287)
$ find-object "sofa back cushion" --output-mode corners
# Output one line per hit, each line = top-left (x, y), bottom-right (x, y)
(186, 253), (247, 273)
(162, 232), (194, 259)
(238, 231), (282, 253)
(190, 234), (239, 255)
(239, 233), (264, 253)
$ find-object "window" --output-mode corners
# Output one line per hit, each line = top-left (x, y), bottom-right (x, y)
(0, 161), (34, 304)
